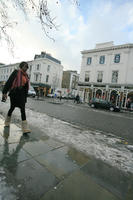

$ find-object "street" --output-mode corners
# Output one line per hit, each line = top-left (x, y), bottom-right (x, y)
(27, 97), (133, 144)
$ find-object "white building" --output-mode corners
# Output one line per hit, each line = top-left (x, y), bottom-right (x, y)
(78, 42), (133, 108)
(0, 63), (19, 88)
(28, 52), (63, 92)
(0, 52), (63, 95)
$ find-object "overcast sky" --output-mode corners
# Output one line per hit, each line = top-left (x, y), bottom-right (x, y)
(0, 0), (133, 73)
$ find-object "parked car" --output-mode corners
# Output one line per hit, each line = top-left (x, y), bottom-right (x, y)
(89, 98), (120, 112)
(28, 86), (36, 97)
(62, 94), (75, 100)
(47, 94), (54, 98)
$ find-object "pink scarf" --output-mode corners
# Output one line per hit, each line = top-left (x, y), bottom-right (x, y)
(11, 69), (29, 89)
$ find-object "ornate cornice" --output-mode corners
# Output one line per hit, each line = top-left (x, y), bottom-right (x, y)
(78, 81), (133, 88)
(81, 44), (133, 54)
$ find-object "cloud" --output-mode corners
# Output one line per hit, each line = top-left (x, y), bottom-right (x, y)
(1, 0), (133, 73)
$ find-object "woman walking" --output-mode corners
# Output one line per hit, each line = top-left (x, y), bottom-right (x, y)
(2, 61), (31, 134)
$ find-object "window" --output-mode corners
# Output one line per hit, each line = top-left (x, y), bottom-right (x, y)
(85, 71), (90, 82)
(47, 65), (50, 72)
(99, 56), (105, 64)
(29, 65), (32, 71)
(87, 57), (92, 65)
(36, 64), (40, 70)
(111, 71), (118, 83)
(97, 71), (103, 82)
(34, 74), (39, 82)
(114, 54), (120, 63)
(46, 75), (49, 82)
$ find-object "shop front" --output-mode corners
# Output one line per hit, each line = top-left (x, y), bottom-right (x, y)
(78, 82), (133, 109)
(31, 82), (51, 97)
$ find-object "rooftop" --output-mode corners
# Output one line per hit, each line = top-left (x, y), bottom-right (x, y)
(81, 42), (133, 54)
(34, 52), (61, 64)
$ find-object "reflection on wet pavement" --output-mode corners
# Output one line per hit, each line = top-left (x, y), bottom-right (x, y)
(67, 148), (90, 166)
(0, 166), (19, 200)
(35, 146), (80, 179)
(81, 157), (133, 199)
(42, 170), (119, 200)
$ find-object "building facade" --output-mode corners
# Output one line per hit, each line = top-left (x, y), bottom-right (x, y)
(78, 42), (133, 108)
(62, 70), (79, 96)
(28, 52), (63, 95)
(0, 52), (63, 95)
(0, 63), (19, 90)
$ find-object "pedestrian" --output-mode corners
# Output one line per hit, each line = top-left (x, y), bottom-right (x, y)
(126, 98), (131, 110)
(75, 94), (80, 104)
(54, 93), (57, 98)
(59, 93), (62, 101)
(2, 61), (31, 134)
(36, 87), (40, 99)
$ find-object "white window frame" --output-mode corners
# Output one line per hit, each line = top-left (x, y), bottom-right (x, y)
(85, 71), (90, 82)
(36, 64), (40, 70)
(34, 74), (39, 82)
(99, 56), (105, 64)
(111, 71), (118, 83)
(87, 57), (92, 65)
(47, 65), (50, 72)
(114, 54), (120, 63)
(46, 75), (49, 83)
(97, 71), (103, 82)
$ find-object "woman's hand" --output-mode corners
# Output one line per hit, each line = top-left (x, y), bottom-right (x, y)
(2, 94), (7, 101)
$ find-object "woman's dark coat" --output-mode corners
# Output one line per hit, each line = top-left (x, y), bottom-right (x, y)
(2, 70), (28, 108)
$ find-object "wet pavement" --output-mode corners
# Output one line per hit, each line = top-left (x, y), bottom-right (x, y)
(0, 115), (133, 200)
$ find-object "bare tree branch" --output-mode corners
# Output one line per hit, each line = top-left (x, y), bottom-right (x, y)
(0, 0), (80, 50)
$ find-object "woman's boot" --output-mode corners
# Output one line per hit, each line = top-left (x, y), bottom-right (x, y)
(22, 120), (31, 134)
(4, 116), (11, 127)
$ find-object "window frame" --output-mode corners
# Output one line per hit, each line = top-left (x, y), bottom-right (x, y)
(87, 57), (92, 65)
(36, 64), (40, 70)
(46, 75), (49, 83)
(47, 65), (50, 72)
(111, 70), (118, 83)
(29, 65), (32, 71)
(99, 56), (105, 64)
(84, 71), (90, 82)
(114, 54), (120, 63)
(34, 74), (39, 82)
(97, 71), (103, 83)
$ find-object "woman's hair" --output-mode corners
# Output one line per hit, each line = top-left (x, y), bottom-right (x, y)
(19, 62), (28, 69)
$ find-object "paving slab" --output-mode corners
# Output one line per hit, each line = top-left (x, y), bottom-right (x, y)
(22, 140), (53, 157)
(35, 146), (89, 179)
(0, 124), (22, 143)
(0, 139), (31, 167)
(0, 117), (4, 125)
(0, 134), (5, 145)
(0, 166), (19, 200)
(44, 138), (65, 149)
(81, 157), (133, 200)
(41, 170), (119, 200)
(10, 159), (59, 200)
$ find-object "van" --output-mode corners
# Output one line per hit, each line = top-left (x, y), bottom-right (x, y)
(28, 86), (36, 97)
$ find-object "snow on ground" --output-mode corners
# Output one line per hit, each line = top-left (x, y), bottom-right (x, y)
(0, 99), (133, 174)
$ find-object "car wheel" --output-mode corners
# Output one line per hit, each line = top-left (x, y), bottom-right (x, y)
(110, 107), (114, 111)
(91, 104), (95, 108)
